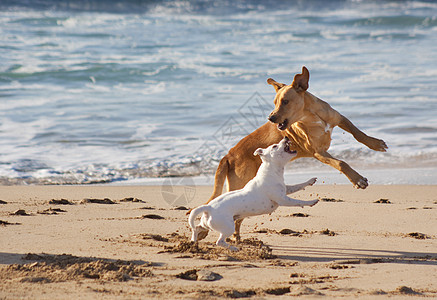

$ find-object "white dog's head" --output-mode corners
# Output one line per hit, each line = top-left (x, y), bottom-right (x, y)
(253, 137), (297, 165)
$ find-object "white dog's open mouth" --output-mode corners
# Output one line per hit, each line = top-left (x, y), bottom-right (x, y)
(284, 141), (296, 155)
(278, 119), (288, 131)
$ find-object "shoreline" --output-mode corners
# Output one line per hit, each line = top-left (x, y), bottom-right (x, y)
(1, 166), (436, 186)
(109, 166), (437, 186)
(1, 184), (436, 298)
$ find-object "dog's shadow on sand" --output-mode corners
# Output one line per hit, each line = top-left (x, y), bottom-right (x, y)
(0, 252), (37, 265)
(0, 252), (159, 266)
(0, 252), (162, 283)
(271, 245), (437, 266)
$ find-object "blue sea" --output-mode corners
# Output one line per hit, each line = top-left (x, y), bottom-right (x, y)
(1, 0), (436, 185)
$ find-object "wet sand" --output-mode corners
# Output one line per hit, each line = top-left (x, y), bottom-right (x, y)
(0, 184), (436, 299)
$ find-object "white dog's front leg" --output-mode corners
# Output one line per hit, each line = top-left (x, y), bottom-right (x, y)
(274, 195), (319, 208)
(286, 177), (317, 194)
(213, 219), (239, 251)
(216, 233), (239, 251)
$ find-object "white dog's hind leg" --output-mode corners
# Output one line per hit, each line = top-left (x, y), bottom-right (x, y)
(191, 225), (206, 242)
(286, 177), (317, 194)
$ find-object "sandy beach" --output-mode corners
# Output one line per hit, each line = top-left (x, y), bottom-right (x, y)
(2, 0), (437, 299)
(0, 184), (436, 299)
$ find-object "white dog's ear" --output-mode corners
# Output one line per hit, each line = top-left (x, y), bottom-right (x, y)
(254, 148), (264, 156)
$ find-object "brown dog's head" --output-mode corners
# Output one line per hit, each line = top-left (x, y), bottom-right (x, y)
(267, 66), (309, 131)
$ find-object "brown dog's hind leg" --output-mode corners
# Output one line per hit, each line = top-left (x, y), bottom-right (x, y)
(314, 151), (368, 189)
(232, 219), (243, 243)
(339, 115), (388, 152)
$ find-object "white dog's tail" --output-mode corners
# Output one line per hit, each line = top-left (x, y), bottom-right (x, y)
(188, 205), (211, 229)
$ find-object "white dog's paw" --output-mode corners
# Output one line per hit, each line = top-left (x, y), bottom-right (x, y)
(309, 199), (319, 207)
(307, 177), (317, 186)
(228, 245), (239, 252)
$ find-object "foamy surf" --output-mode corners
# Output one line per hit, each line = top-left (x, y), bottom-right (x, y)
(0, 0), (436, 185)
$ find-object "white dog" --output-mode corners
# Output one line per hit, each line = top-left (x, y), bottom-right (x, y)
(188, 137), (318, 251)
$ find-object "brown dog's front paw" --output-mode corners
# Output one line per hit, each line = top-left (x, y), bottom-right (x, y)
(354, 177), (368, 189)
(368, 138), (388, 152)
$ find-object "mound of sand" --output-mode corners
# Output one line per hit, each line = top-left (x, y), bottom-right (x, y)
(0, 253), (153, 283)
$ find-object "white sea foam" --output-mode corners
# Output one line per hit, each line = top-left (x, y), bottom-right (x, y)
(0, 1), (436, 184)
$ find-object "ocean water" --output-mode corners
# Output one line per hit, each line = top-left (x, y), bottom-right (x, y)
(1, 0), (436, 185)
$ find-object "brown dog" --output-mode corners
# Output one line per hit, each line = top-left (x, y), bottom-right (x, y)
(195, 66), (387, 241)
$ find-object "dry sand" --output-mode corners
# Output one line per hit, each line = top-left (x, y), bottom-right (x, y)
(0, 184), (436, 299)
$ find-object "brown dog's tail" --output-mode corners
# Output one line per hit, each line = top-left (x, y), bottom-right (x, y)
(186, 155), (229, 215)
(207, 155), (229, 203)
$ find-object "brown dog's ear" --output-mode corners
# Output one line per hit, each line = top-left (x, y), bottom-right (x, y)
(291, 66), (309, 92)
(253, 148), (264, 156)
(267, 78), (286, 92)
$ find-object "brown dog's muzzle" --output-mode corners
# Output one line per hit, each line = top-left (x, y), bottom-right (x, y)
(269, 113), (288, 131)
(268, 113), (278, 123)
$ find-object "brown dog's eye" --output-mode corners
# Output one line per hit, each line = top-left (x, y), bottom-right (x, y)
(282, 99), (289, 105)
